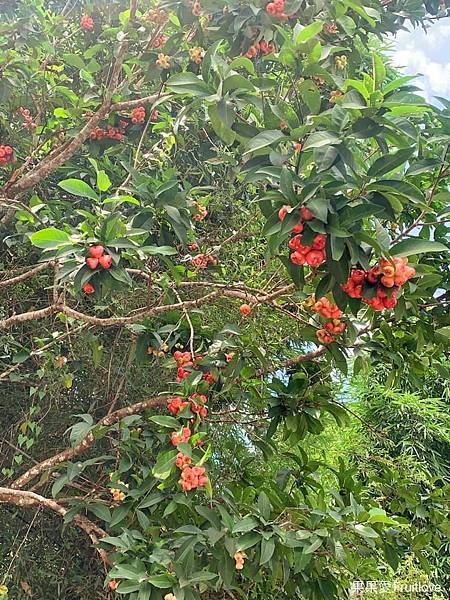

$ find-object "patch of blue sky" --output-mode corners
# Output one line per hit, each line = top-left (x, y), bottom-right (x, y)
(388, 19), (450, 105)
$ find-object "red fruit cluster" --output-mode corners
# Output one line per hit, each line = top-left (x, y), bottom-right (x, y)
(150, 109), (159, 122)
(245, 39), (276, 59)
(278, 205), (326, 267)
(175, 452), (191, 469)
(131, 106), (145, 124)
(190, 393), (208, 418)
(168, 396), (189, 414)
(314, 297), (342, 319)
(191, 0), (201, 17)
(0, 145), (14, 166)
(168, 393), (208, 419)
(85, 245), (112, 270)
(342, 258), (416, 311)
(192, 202), (208, 221)
(266, 0), (288, 19)
(90, 125), (124, 141)
(179, 465), (208, 491)
(173, 351), (215, 386)
(147, 8), (168, 24)
(174, 350), (193, 367)
(19, 107), (37, 129)
(151, 35), (168, 49)
(313, 298), (345, 344)
(203, 372), (215, 385)
(191, 253), (218, 270)
(80, 15), (94, 30)
(289, 234), (326, 267)
(278, 204), (314, 233)
(187, 242), (199, 252)
(170, 426), (191, 445)
(324, 22), (338, 33)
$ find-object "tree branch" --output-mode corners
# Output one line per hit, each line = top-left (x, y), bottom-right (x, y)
(0, 486), (110, 565)
(11, 395), (169, 490)
(0, 261), (52, 288)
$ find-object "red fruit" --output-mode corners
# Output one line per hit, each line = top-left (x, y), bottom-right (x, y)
(301, 206), (314, 221)
(312, 234), (326, 250)
(290, 251), (306, 265)
(292, 221), (304, 233)
(381, 276), (395, 288)
(305, 250), (325, 267)
(86, 257), (99, 270)
(350, 269), (366, 284)
(80, 15), (94, 30)
(88, 245), (104, 258)
(278, 205), (290, 221)
(294, 142), (303, 152)
(83, 282), (95, 294)
(240, 304), (252, 316)
(98, 254), (112, 269)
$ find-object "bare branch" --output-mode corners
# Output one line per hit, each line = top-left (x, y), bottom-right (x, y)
(0, 261), (52, 288)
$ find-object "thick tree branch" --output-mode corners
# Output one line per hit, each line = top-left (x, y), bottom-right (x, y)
(11, 395), (169, 490)
(0, 261), (52, 288)
(0, 486), (110, 565)
(0, 285), (297, 330)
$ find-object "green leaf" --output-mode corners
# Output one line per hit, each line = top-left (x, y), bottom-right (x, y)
(88, 504), (111, 522)
(208, 100), (236, 145)
(298, 80), (321, 114)
(149, 415), (181, 429)
(97, 170), (112, 192)
(236, 532), (261, 551)
(390, 239), (448, 257)
(368, 508), (398, 525)
(257, 492), (272, 521)
(307, 197), (329, 223)
(166, 72), (212, 96)
(304, 537), (323, 554)
(232, 516), (259, 534)
(294, 21), (324, 44)
(152, 450), (177, 480)
(62, 53), (85, 69)
(244, 130), (286, 154)
(354, 524), (379, 539)
(367, 148), (413, 178)
(327, 343), (348, 376)
(141, 246), (178, 256)
(147, 575), (174, 588)
(186, 571), (218, 585)
(116, 582), (142, 594)
(303, 131), (340, 150)
(260, 537), (275, 565)
(30, 228), (71, 249)
(223, 73), (254, 92)
(372, 53), (386, 89)
(229, 56), (255, 75)
(58, 178), (98, 200)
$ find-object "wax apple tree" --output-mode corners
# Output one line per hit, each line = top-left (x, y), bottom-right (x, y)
(0, 0), (449, 599)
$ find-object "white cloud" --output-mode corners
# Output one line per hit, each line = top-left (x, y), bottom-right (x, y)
(390, 21), (450, 103)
